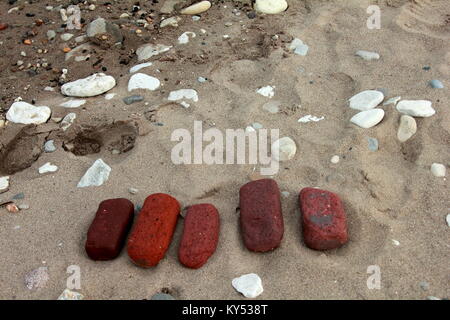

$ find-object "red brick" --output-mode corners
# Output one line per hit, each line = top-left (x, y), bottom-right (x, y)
(239, 179), (284, 252)
(299, 188), (348, 250)
(0, 23), (8, 31)
(178, 204), (220, 269)
(127, 193), (180, 267)
(85, 198), (134, 260)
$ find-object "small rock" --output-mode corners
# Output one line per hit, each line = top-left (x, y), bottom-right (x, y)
(446, 214), (450, 227)
(192, 15), (201, 21)
(136, 44), (172, 61)
(427, 296), (441, 300)
(168, 89), (199, 103)
(289, 38), (309, 56)
(429, 79), (444, 89)
(355, 50), (380, 61)
(331, 155), (340, 164)
(350, 109), (385, 128)
(129, 62), (152, 74)
(271, 137), (296, 161)
(60, 113), (76, 131)
(25, 267), (49, 290)
(128, 73), (160, 91)
(151, 293), (175, 300)
(256, 85), (274, 98)
(180, 1), (212, 15)
(178, 31), (196, 44)
(128, 188), (139, 195)
(77, 159), (111, 188)
(58, 289), (84, 300)
(61, 73), (116, 97)
(0, 176), (10, 194)
(60, 33), (73, 41)
(367, 137), (379, 151)
(38, 162), (58, 174)
(419, 282), (430, 291)
(298, 115), (324, 123)
(232, 273), (263, 298)
(47, 30), (56, 40)
(254, 0), (288, 14)
(197, 76), (207, 83)
(160, 16), (181, 28)
(86, 18), (123, 46)
(348, 90), (384, 111)
(392, 239), (400, 246)
(60, 99), (86, 108)
(281, 191), (290, 198)
(6, 203), (19, 213)
(123, 95), (144, 105)
(396, 100), (435, 118)
(430, 163), (446, 177)
(105, 93), (116, 100)
(6, 101), (51, 125)
(397, 115), (417, 142)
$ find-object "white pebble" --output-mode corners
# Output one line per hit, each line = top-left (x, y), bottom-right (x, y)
(232, 273), (263, 298)
(254, 0), (288, 14)
(61, 73), (116, 97)
(298, 115), (324, 123)
(356, 50), (380, 61)
(180, 1), (212, 15)
(128, 73), (160, 91)
(397, 115), (417, 142)
(396, 100), (435, 118)
(129, 62), (153, 73)
(256, 85), (275, 98)
(178, 32), (196, 44)
(39, 162), (58, 174)
(6, 101), (51, 125)
(350, 109), (385, 129)
(348, 90), (384, 111)
(60, 99), (86, 108)
(77, 159), (111, 188)
(0, 176), (10, 194)
(331, 155), (340, 164)
(168, 89), (199, 102)
(430, 163), (446, 177)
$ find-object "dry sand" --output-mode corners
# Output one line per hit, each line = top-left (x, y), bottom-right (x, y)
(0, 0), (449, 300)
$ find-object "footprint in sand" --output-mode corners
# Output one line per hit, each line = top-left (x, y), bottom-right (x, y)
(396, 0), (450, 40)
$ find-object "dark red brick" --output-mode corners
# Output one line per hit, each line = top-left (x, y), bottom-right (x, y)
(85, 198), (134, 260)
(127, 193), (180, 267)
(299, 188), (348, 250)
(239, 179), (284, 252)
(0, 23), (8, 31)
(178, 204), (220, 269)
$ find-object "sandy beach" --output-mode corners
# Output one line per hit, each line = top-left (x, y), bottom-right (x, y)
(0, 0), (448, 300)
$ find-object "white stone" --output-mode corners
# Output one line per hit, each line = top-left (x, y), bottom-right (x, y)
(430, 163), (446, 177)
(77, 159), (111, 188)
(331, 155), (340, 164)
(128, 188), (139, 195)
(392, 239), (400, 246)
(44, 140), (56, 153)
(262, 100), (281, 113)
(129, 62), (153, 73)
(60, 113), (76, 131)
(38, 162), (58, 174)
(160, 16), (181, 28)
(6, 102), (51, 125)
(298, 115), (324, 123)
(58, 289), (84, 300)
(289, 38), (309, 56)
(232, 273), (263, 298)
(168, 89), (199, 102)
(397, 115), (417, 142)
(350, 109), (385, 129)
(105, 93), (116, 100)
(348, 90), (384, 111)
(0, 176), (10, 194)
(61, 33), (73, 41)
(136, 44), (172, 61)
(128, 73), (160, 91)
(446, 214), (450, 227)
(178, 31), (196, 44)
(383, 96), (401, 106)
(60, 99), (86, 108)
(254, 0), (288, 14)
(61, 73), (116, 97)
(256, 85), (274, 98)
(271, 137), (296, 161)
(396, 100), (435, 117)
(356, 50), (380, 61)
(180, 1), (212, 15)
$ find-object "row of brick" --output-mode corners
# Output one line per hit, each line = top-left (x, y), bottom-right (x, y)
(85, 179), (349, 268)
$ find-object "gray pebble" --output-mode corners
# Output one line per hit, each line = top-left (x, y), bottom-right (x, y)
(12, 193), (25, 200)
(123, 95), (144, 105)
(367, 137), (379, 151)
(419, 281), (430, 291)
(47, 30), (56, 40)
(151, 293), (175, 300)
(429, 79), (444, 89)
(44, 140), (57, 153)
